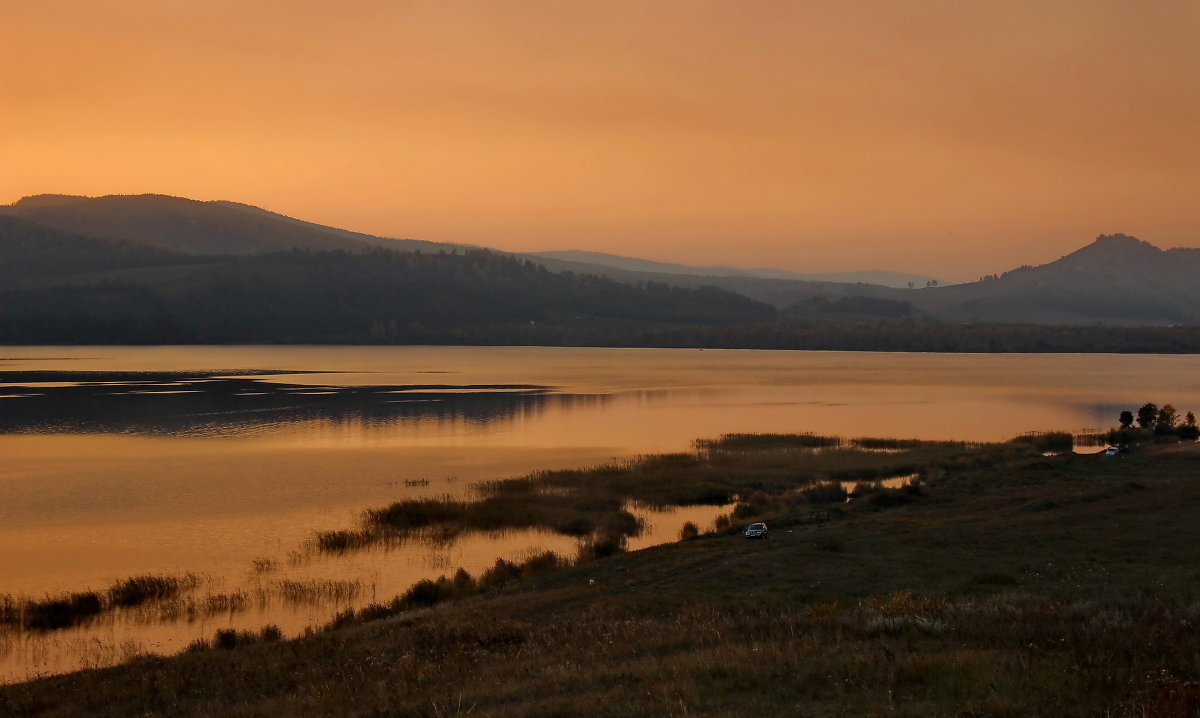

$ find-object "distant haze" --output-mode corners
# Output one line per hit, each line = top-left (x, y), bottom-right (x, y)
(3, 1), (1198, 280)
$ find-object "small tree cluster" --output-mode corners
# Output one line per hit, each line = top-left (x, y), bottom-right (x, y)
(1116, 403), (1199, 441)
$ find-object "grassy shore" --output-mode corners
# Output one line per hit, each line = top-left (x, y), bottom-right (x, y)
(3, 435), (1200, 716)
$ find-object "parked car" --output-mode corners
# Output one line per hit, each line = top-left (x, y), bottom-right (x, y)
(1104, 447), (1120, 456)
(743, 522), (768, 539)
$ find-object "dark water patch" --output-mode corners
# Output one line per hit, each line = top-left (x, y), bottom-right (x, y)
(0, 369), (316, 384)
(0, 370), (572, 437)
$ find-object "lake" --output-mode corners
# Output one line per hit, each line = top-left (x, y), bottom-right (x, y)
(2, 345), (1198, 681)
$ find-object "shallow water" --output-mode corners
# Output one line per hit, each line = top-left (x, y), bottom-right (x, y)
(1, 345), (1198, 681)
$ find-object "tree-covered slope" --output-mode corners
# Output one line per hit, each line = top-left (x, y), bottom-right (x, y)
(0, 248), (777, 344)
(0, 215), (210, 286)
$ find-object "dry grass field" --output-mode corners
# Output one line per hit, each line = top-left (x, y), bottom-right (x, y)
(3, 435), (1199, 717)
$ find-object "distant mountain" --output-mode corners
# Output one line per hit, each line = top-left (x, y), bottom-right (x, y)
(529, 250), (941, 288)
(521, 253), (917, 312)
(2, 191), (1196, 345)
(0, 194), (459, 256)
(0, 195), (928, 305)
(909, 234), (1200, 325)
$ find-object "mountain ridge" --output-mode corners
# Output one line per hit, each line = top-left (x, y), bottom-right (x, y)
(2, 193), (1197, 332)
(528, 249), (942, 289)
(908, 234), (1200, 324)
(0, 194), (456, 257)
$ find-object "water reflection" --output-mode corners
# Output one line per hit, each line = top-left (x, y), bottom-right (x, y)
(0, 371), (603, 438)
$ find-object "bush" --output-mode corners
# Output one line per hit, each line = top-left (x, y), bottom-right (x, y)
(204, 624), (284, 651)
(867, 482), (925, 508)
(520, 552), (563, 578)
(402, 579), (444, 608)
(678, 521), (700, 541)
(213, 628), (241, 650)
(479, 559), (522, 589)
(450, 567), (476, 595)
(576, 535), (626, 563)
(801, 481), (848, 503)
(1010, 431), (1073, 452)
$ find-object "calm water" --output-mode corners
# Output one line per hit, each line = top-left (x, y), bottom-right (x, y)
(2, 345), (1198, 681)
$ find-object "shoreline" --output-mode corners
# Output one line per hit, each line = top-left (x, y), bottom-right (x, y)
(4, 435), (1199, 714)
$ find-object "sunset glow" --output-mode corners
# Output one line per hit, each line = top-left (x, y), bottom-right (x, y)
(4, 0), (1198, 279)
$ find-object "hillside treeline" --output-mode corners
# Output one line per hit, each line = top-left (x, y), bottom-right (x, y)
(3, 247), (1200, 352)
(0, 248), (775, 344)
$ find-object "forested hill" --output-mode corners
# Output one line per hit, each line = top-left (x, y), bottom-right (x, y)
(0, 246), (776, 344)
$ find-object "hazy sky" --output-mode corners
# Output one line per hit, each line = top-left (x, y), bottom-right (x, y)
(4, 1), (1198, 280)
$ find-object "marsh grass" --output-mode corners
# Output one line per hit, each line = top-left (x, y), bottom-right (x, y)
(185, 625), (283, 653)
(316, 492), (645, 552)
(249, 558), (277, 574)
(107, 574), (200, 608)
(0, 593), (103, 631)
(694, 432), (841, 451)
(1012, 430), (1074, 452)
(275, 579), (363, 605)
(316, 433), (1037, 556)
(1, 573), (203, 633)
(851, 437), (928, 449)
(1, 571), (376, 641)
(322, 551), (573, 632)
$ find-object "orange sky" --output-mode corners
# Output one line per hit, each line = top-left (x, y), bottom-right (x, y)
(3, 1), (1198, 280)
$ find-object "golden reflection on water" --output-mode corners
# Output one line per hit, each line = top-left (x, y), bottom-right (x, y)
(1, 346), (1199, 681)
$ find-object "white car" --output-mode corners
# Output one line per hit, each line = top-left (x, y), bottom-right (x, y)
(1104, 447), (1120, 456)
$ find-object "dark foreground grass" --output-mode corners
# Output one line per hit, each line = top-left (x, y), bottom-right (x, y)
(4, 436), (1200, 716)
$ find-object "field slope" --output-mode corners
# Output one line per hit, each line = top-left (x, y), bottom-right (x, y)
(3, 437), (1199, 716)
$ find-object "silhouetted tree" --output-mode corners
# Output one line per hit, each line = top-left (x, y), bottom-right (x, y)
(1181, 412), (1199, 441)
(1119, 410), (1134, 429)
(1155, 404), (1179, 435)
(1136, 403), (1159, 430)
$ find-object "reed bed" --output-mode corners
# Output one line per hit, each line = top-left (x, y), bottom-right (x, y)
(107, 574), (200, 608)
(1, 571), (375, 639)
(315, 433), (1038, 556)
(694, 432), (842, 451)
(275, 579), (364, 605)
(0, 573), (202, 633)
